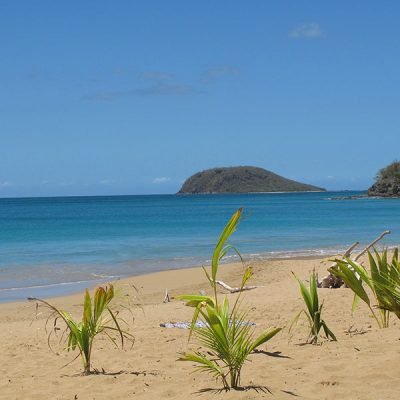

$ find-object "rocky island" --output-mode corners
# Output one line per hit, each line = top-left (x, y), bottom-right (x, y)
(178, 166), (325, 194)
(368, 161), (400, 197)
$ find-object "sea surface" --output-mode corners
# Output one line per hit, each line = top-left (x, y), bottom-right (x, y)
(1, 191), (399, 302)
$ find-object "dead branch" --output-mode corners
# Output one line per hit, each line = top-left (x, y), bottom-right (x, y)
(319, 231), (391, 288)
(354, 230), (391, 261)
(216, 280), (260, 293)
(163, 289), (170, 303)
(328, 241), (359, 270)
(343, 241), (360, 258)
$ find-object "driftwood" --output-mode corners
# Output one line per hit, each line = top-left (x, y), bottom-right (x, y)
(319, 242), (359, 288)
(216, 280), (260, 293)
(163, 289), (170, 303)
(319, 230), (391, 288)
(342, 241), (360, 258)
(354, 230), (391, 262)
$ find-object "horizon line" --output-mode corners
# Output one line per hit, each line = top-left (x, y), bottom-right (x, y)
(0, 189), (367, 201)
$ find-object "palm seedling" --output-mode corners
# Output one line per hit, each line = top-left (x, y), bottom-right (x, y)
(177, 208), (281, 390)
(329, 248), (400, 328)
(31, 284), (134, 375)
(290, 270), (336, 344)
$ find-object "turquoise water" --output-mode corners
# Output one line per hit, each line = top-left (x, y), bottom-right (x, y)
(1, 192), (399, 302)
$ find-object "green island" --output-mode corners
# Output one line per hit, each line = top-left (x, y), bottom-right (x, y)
(178, 166), (325, 194)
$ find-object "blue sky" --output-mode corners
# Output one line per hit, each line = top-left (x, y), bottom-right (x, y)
(1, 1), (399, 197)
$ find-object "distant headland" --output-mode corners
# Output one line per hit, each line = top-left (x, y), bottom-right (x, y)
(178, 166), (325, 194)
(368, 161), (400, 197)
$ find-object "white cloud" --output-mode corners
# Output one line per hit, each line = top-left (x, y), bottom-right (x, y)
(152, 177), (171, 184)
(0, 181), (10, 187)
(289, 23), (323, 39)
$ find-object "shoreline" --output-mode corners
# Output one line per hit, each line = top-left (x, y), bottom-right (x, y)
(1, 254), (400, 399)
(0, 249), (344, 304)
(3, 242), (398, 304)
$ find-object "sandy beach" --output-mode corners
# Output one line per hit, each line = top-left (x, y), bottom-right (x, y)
(1, 255), (399, 400)
(3, 1), (400, 399)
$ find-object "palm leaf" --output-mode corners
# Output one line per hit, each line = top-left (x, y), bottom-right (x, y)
(83, 289), (92, 326)
(322, 321), (337, 341)
(292, 272), (313, 317)
(178, 352), (224, 379)
(330, 249), (400, 328)
(31, 284), (134, 374)
(292, 271), (335, 344)
(211, 208), (242, 283)
(249, 327), (282, 352)
(329, 260), (370, 306)
(175, 294), (215, 308)
(179, 208), (281, 389)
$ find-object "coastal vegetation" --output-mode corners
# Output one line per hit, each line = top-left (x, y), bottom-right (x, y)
(290, 271), (336, 344)
(14, 226), (400, 397)
(22, 208), (400, 395)
(177, 208), (281, 390)
(178, 166), (325, 194)
(368, 161), (400, 197)
(329, 249), (400, 328)
(31, 284), (134, 375)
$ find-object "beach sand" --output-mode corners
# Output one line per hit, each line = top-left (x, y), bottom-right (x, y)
(1, 256), (399, 399)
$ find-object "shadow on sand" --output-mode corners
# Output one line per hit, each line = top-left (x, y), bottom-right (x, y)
(252, 349), (292, 359)
(194, 385), (272, 395)
(63, 369), (159, 377)
(195, 386), (300, 397)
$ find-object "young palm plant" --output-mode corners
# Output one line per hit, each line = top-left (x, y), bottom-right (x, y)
(329, 248), (400, 328)
(290, 271), (336, 344)
(177, 208), (281, 390)
(31, 284), (134, 374)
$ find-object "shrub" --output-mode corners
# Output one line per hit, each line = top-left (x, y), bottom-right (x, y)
(177, 208), (281, 390)
(329, 249), (400, 328)
(290, 270), (336, 344)
(31, 284), (134, 374)
(377, 161), (400, 181)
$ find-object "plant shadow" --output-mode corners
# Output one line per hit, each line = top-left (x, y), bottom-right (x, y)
(194, 385), (272, 395)
(63, 369), (159, 377)
(280, 389), (300, 397)
(253, 349), (292, 359)
(95, 369), (159, 376)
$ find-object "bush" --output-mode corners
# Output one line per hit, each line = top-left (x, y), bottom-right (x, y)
(31, 284), (134, 374)
(290, 270), (336, 344)
(377, 161), (400, 181)
(177, 208), (281, 389)
(329, 249), (400, 328)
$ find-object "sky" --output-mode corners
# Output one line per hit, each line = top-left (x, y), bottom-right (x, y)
(1, 1), (399, 197)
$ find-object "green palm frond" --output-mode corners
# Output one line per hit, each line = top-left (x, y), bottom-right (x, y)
(211, 208), (242, 285)
(175, 294), (215, 308)
(178, 352), (226, 384)
(31, 284), (134, 374)
(178, 209), (281, 389)
(185, 298), (280, 388)
(291, 271), (336, 344)
(329, 248), (400, 328)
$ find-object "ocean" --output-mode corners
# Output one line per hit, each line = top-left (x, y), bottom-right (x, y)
(1, 191), (399, 302)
